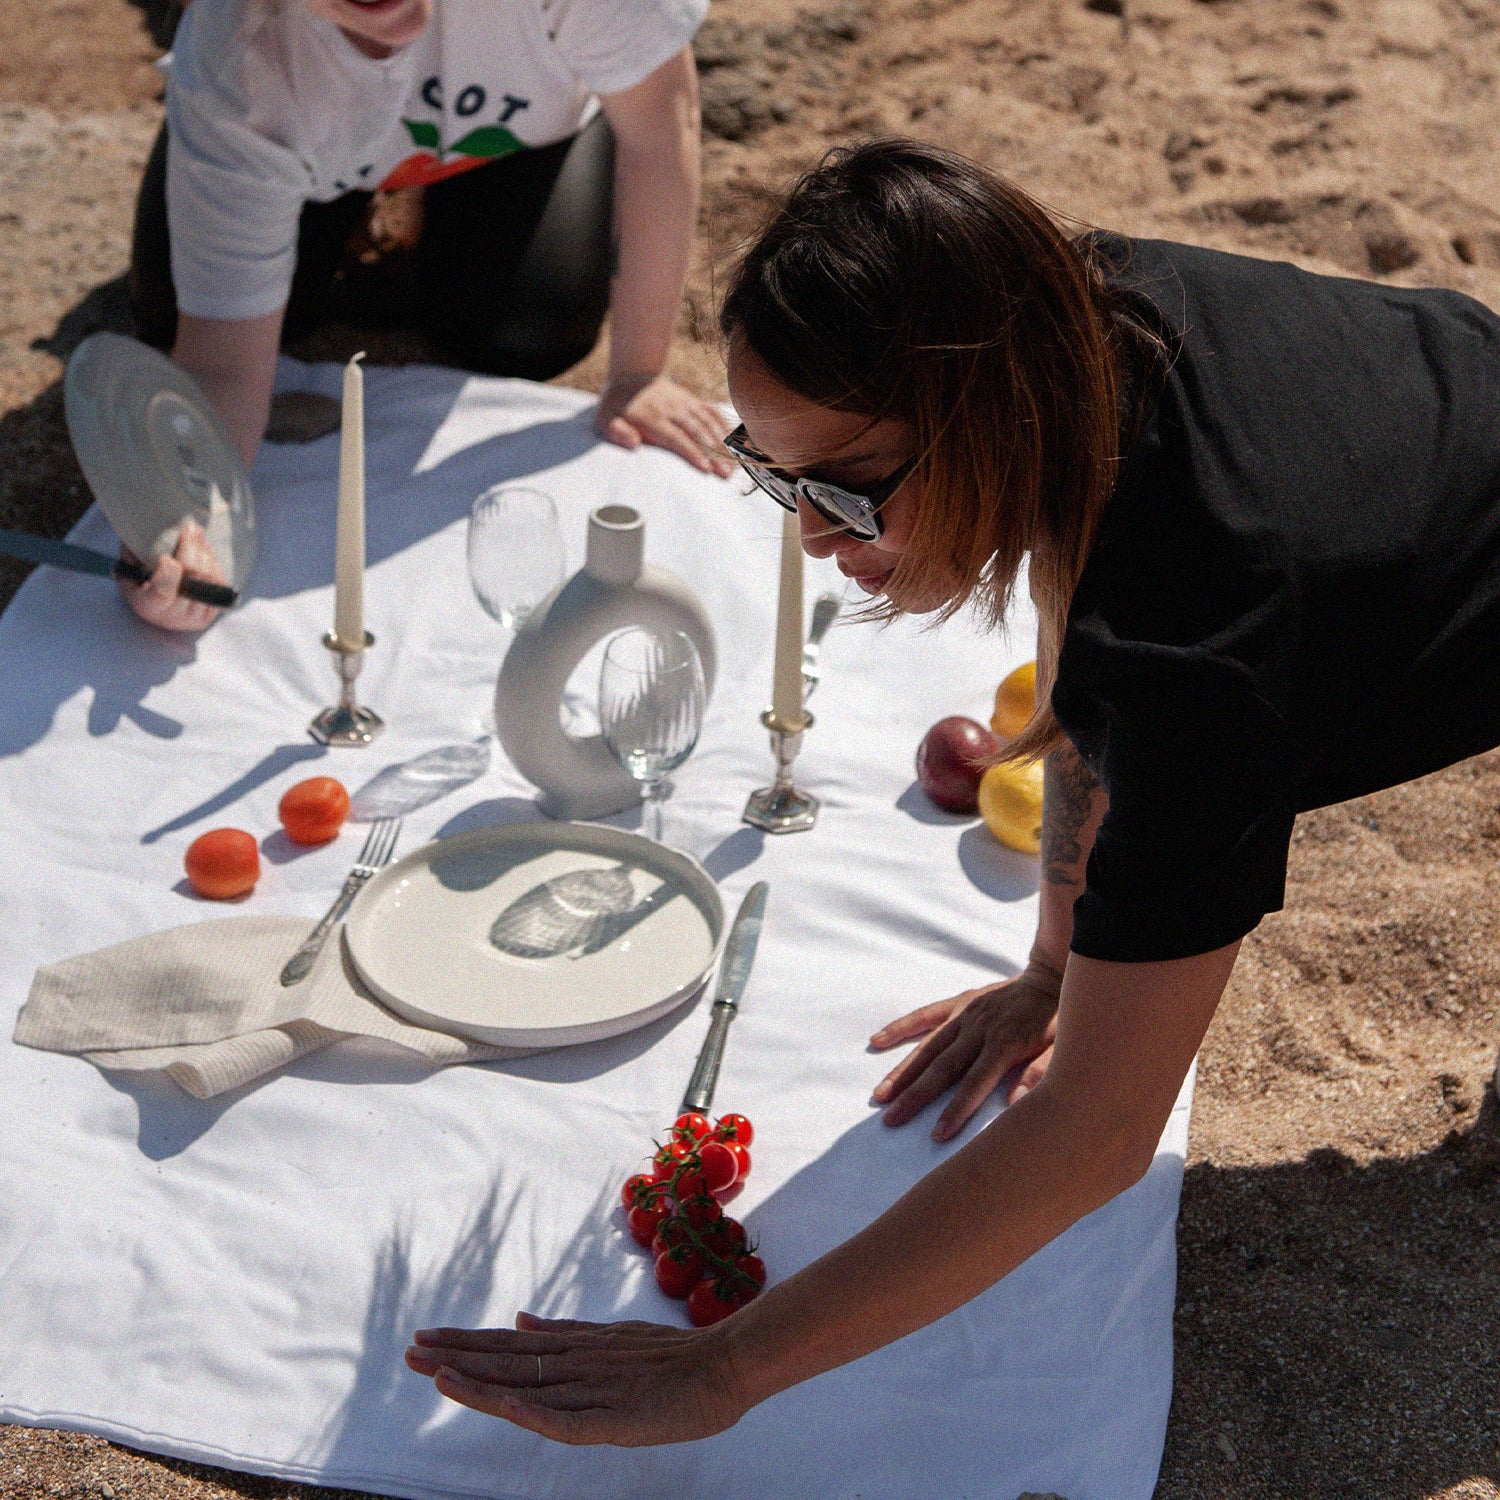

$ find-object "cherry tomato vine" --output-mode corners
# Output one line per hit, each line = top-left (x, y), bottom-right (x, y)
(620, 1110), (763, 1326)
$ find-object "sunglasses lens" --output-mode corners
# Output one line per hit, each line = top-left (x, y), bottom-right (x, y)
(802, 481), (881, 542)
(738, 462), (798, 513)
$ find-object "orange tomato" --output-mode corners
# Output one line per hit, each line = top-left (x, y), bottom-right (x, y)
(184, 828), (260, 900)
(278, 776), (350, 846)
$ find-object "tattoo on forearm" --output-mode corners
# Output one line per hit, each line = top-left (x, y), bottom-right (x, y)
(1042, 745), (1099, 886)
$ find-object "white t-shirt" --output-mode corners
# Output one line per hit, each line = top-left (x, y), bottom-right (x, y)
(166, 0), (706, 320)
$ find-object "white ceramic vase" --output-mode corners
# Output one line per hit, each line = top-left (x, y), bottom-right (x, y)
(495, 503), (717, 819)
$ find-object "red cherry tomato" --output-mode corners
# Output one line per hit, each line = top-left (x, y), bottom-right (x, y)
(652, 1139), (693, 1181)
(277, 776), (350, 846)
(654, 1248), (705, 1299)
(727, 1143), (752, 1179)
(673, 1112), (712, 1144)
(714, 1113), (754, 1148)
(680, 1193), (723, 1229)
(621, 1172), (660, 1211)
(687, 1279), (740, 1327)
(674, 1164), (707, 1200)
(700, 1216), (748, 1258)
(184, 828), (260, 900)
(626, 1202), (669, 1247)
(735, 1253), (767, 1287)
(699, 1139), (739, 1195)
(652, 1217), (693, 1255)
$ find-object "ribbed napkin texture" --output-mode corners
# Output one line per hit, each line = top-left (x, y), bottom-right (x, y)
(14, 915), (522, 1097)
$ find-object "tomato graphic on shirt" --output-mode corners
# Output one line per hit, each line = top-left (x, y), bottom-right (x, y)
(380, 119), (525, 190)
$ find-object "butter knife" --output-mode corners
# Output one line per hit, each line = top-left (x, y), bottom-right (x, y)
(801, 592), (842, 698)
(0, 527), (238, 607)
(680, 881), (768, 1115)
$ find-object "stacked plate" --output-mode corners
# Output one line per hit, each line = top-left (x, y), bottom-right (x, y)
(345, 822), (725, 1048)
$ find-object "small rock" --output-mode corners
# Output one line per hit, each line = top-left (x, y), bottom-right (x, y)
(1233, 196), (1298, 227)
(1085, 0), (1124, 13)
(1163, 130), (1200, 162)
(1366, 230), (1421, 275)
(1216, 1430), (1238, 1463)
(699, 73), (777, 142)
(800, 7), (865, 46)
(693, 17), (750, 70)
(1376, 0), (1443, 56)
(101, 1484), (115, 1499)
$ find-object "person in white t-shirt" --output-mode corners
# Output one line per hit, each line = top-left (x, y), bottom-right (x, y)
(124, 0), (729, 631)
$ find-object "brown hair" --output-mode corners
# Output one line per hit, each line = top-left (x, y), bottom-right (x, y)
(719, 138), (1154, 761)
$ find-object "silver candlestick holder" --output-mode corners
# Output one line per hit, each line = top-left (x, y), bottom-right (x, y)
(743, 708), (818, 833)
(308, 630), (384, 746)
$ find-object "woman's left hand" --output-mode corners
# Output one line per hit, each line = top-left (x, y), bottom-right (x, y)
(595, 373), (735, 478)
(405, 1312), (748, 1446)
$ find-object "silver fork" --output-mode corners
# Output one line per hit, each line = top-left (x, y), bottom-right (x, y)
(279, 816), (402, 985)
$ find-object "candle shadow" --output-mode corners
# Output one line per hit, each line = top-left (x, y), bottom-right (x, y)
(248, 369), (603, 602)
(140, 742), (328, 844)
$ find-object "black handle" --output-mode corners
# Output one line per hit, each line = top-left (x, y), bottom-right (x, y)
(114, 556), (237, 608)
(180, 576), (238, 607)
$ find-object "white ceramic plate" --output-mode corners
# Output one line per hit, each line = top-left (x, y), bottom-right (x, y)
(345, 822), (725, 1048)
(64, 332), (256, 591)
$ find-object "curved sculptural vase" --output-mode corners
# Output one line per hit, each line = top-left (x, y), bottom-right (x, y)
(495, 503), (717, 820)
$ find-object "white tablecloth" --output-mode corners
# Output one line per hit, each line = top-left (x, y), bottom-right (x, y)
(0, 361), (1191, 1500)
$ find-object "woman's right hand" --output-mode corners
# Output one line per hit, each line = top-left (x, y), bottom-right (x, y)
(869, 962), (1064, 1141)
(121, 518), (227, 633)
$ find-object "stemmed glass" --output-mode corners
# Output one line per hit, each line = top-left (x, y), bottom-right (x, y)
(599, 627), (706, 843)
(467, 485), (566, 736)
(466, 484), (566, 632)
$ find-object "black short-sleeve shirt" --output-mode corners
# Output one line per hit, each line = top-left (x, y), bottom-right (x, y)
(1052, 235), (1500, 962)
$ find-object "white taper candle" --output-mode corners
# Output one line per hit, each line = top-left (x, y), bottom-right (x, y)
(771, 507), (806, 728)
(333, 353), (366, 649)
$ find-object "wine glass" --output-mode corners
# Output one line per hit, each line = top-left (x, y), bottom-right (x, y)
(599, 627), (706, 843)
(466, 485), (566, 632)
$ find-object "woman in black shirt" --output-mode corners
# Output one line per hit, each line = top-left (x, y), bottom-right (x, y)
(403, 139), (1500, 1444)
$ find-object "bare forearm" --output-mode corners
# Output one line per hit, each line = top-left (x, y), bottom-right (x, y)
(723, 937), (1237, 1411)
(172, 309), (283, 470)
(1033, 740), (1106, 970)
(603, 55), (700, 383)
(722, 1083), (1129, 1404)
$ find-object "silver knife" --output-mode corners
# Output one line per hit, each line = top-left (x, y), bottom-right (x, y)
(801, 592), (842, 698)
(0, 527), (238, 607)
(680, 881), (768, 1115)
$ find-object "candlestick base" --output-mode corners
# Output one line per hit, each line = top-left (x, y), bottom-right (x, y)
(308, 630), (385, 746)
(743, 709), (818, 833)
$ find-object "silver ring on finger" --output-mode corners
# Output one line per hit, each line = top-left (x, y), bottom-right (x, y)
(535, 1353), (543, 1388)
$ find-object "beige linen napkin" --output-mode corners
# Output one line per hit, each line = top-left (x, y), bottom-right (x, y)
(14, 915), (529, 1098)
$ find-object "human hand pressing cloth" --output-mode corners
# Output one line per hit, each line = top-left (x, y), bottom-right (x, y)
(595, 374), (735, 478)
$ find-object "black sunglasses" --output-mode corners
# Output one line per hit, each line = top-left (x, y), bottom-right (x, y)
(723, 424), (915, 543)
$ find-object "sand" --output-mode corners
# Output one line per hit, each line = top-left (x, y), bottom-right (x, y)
(2, 0), (1498, 1495)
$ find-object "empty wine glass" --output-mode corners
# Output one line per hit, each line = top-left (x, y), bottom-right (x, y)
(599, 627), (706, 843)
(466, 485), (566, 632)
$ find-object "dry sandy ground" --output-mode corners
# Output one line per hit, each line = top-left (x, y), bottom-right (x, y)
(3, 0), (1499, 1496)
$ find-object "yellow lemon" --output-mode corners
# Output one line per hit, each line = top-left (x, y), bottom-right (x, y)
(977, 757), (1045, 855)
(991, 660), (1038, 739)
